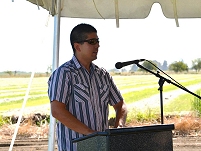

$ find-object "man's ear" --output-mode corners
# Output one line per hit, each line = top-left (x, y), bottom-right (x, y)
(74, 43), (81, 52)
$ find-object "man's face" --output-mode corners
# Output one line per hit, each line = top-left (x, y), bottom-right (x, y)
(75, 32), (100, 62)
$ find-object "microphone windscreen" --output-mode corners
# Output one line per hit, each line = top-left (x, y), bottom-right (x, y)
(115, 62), (122, 69)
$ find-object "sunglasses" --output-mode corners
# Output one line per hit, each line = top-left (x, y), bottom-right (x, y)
(76, 38), (99, 45)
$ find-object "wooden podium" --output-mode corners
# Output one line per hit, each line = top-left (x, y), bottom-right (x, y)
(72, 124), (174, 151)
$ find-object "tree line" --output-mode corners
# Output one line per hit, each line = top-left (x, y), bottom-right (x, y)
(2, 59), (201, 76)
(113, 58), (201, 73)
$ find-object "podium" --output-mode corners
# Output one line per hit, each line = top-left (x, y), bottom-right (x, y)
(72, 124), (174, 151)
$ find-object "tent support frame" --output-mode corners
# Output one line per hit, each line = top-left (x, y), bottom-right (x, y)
(48, 0), (61, 150)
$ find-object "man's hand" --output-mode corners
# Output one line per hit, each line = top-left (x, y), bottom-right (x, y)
(113, 100), (128, 128)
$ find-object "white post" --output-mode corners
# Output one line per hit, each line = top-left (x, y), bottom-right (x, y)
(9, 71), (35, 151)
(48, 0), (61, 150)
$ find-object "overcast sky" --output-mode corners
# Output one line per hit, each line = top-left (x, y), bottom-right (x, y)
(1, 0), (201, 72)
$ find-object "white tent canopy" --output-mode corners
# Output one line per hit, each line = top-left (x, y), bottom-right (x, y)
(27, 0), (201, 18)
(27, 0), (201, 27)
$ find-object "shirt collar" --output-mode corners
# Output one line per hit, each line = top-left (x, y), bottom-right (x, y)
(72, 55), (100, 75)
(72, 55), (81, 69)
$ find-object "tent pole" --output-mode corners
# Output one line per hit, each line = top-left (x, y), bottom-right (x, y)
(9, 71), (35, 151)
(48, 0), (61, 150)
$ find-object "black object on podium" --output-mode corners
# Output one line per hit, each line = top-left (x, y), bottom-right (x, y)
(72, 124), (175, 151)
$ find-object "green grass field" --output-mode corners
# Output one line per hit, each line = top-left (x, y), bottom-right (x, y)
(0, 74), (201, 116)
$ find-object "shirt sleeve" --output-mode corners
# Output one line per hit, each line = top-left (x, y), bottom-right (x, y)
(108, 75), (123, 106)
(48, 67), (70, 104)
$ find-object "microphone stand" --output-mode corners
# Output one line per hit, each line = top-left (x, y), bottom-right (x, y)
(136, 63), (201, 124)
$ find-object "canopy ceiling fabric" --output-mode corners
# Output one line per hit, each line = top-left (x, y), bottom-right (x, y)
(27, 0), (201, 19)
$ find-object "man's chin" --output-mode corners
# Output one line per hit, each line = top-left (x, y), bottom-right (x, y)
(92, 56), (97, 61)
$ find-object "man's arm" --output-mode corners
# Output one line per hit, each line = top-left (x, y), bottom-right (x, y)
(51, 100), (96, 135)
(113, 100), (128, 128)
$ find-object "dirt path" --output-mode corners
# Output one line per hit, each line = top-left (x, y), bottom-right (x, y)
(0, 104), (51, 117)
(0, 136), (201, 151)
(173, 136), (201, 151)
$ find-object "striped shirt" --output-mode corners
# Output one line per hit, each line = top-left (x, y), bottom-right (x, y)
(48, 55), (123, 151)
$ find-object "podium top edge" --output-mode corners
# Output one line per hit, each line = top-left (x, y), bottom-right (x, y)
(72, 132), (108, 143)
(107, 124), (175, 135)
(72, 124), (174, 143)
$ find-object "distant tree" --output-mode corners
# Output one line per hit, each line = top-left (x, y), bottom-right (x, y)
(130, 64), (138, 72)
(192, 58), (201, 72)
(121, 68), (127, 73)
(4, 71), (13, 76)
(152, 60), (162, 69)
(169, 61), (188, 73)
(109, 68), (121, 74)
(138, 60), (157, 72)
(46, 65), (52, 76)
(162, 60), (168, 71)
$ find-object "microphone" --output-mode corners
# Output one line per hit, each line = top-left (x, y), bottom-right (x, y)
(115, 59), (145, 69)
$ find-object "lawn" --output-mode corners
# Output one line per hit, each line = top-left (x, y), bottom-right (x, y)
(0, 74), (201, 114)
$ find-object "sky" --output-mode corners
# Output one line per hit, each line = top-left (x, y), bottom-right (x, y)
(0, 0), (201, 72)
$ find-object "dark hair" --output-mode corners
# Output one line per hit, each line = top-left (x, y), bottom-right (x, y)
(70, 23), (97, 53)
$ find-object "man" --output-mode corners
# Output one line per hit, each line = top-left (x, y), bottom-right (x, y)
(48, 23), (127, 151)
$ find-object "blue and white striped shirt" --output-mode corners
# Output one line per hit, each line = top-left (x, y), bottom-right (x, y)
(48, 56), (123, 151)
